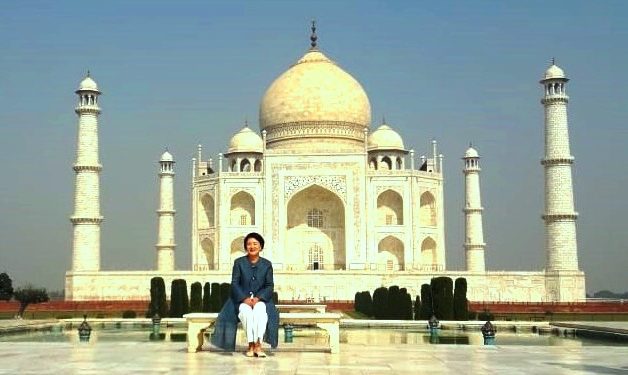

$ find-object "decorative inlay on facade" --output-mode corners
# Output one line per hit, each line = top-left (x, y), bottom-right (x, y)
(266, 121), (364, 142)
(375, 185), (402, 196)
(284, 175), (347, 202)
(229, 187), (255, 196)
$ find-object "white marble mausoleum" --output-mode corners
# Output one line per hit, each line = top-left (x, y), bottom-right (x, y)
(65, 27), (585, 302)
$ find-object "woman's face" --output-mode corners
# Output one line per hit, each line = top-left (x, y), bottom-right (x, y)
(245, 237), (262, 258)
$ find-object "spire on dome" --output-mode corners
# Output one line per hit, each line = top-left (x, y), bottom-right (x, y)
(310, 20), (318, 49)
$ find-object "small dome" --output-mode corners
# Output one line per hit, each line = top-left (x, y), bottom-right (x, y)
(543, 64), (566, 80)
(227, 126), (263, 153)
(77, 75), (100, 92)
(160, 150), (174, 162)
(464, 146), (479, 158)
(368, 124), (405, 151)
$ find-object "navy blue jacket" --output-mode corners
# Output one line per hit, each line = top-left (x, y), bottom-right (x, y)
(211, 256), (279, 350)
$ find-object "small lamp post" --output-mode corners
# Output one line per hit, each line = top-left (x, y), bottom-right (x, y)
(284, 324), (294, 343)
(481, 320), (496, 345)
(77, 315), (92, 342)
(428, 315), (440, 334)
(151, 313), (162, 334)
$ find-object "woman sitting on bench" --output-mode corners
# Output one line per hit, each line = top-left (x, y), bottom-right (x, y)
(211, 232), (279, 357)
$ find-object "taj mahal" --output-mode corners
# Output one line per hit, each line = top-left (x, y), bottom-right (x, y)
(65, 26), (585, 302)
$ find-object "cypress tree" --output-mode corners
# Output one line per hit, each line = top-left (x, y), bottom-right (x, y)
(453, 277), (469, 320)
(180, 279), (190, 315)
(354, 292), (361, 314)
(272, 291), (279, 304)
(372, 287), (389, 319)
(400, 288), (413, 320)
(169, 279), (180, 317)
(149, 277), (168, 318)
(388, 285), (400, 319)
(419, 284), (433, 319)
(202, 282), (211, 312)
(210, 282), (221, 312)
(190, 282), (203, 312)
(413, 295), (421, 320)
(364, 291), (373, 317)
(431, 277), (453, 320)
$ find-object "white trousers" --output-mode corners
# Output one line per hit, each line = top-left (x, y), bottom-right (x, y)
(238, 302), (267, 343)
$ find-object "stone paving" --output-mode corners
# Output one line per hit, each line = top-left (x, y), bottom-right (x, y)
(0, 340), (627, 374)
(1, 320), (627, 374)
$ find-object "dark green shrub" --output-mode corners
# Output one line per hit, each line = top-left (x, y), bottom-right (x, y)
(401, 289), (413, 320)
(363, 291), (373, 317)
(0, 273), (13, 301)
(272, 291), (279, 304)
(419, 284), (433, 319)
(372, 287), (388, 319)
(190, 282), (203, 312)
(122, 310), (136, 319)
(209, 282), (221, 312)
(453, 277), (468, 321)
(388, 285), (400, 319)
(202, 282), (211, 312)
(413, 295), (421, 320)
(148, 277), (168, 318)
(431, 277), (453, 320)
(169, 279), (189, 317)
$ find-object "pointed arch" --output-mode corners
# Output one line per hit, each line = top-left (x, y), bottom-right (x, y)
(369, 157), (377, 170)
(230, 191), (255, 225)
(377, 189), (403, 225)
(421, 236), (437, 266)
(200, 238), (215, 269)
(254, 159), (262, 172)
(230, 236), (245, 264)
(240, 159), (251, 172)
(396, 157), (402, 170)
(377, 235), (404, 270)
(199, 193), (215, 228)
(381, 156), (392, 170)
(419, 191), (437, 226)
(286, 184), (345, 270)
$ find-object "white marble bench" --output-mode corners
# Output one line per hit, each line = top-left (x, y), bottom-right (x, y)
(183, 311), (341, 354)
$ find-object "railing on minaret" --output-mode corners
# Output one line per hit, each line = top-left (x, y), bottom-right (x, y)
(156, 150), (176, 271)
(463, 145), (486, 272)
(71, 72), (103, 272)
(540, 61), (579, 272)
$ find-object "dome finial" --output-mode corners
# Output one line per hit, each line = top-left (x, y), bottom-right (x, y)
(382, 115), (386, 125)
(551, 57), (556, 66)
(87, 69), (91, 77)
(244, 117), (249, 128)
(310, 20), (318, 49)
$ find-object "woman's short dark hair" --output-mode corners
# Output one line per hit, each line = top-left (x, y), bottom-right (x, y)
(243, 232), (265, 250)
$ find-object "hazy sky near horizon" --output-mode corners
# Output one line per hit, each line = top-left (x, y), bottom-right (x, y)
(1, 1), (626, 294)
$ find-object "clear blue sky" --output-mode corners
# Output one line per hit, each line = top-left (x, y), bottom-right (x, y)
(1, 1), (626, 294)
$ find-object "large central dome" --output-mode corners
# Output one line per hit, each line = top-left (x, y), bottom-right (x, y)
(259, 48), (371, 151)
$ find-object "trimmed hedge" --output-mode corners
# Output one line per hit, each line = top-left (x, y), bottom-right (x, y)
(190, 282), (203, 312)
(453, 277), (468, 320)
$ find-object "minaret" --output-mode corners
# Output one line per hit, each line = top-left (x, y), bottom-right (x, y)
(156, 150), (176, 271)
(463, 145), (486, 272)
(540, 61), (579, 272)
(71, 72), (103, 272)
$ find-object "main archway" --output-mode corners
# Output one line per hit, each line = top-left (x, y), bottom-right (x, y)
(286, 185), (345, 270)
